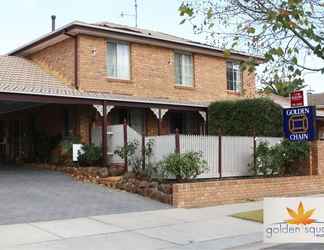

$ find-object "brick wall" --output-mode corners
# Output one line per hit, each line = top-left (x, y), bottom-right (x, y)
(311, 140), (324, 175)
(26, 34), (256, 103)
(29, 38), (75, 86)
(172, 175), (324, 208)
(77, 35), (256, 103)
(78, 105), (94, 144)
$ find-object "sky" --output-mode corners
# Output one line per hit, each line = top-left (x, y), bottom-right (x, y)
(1, 0), (324, 94)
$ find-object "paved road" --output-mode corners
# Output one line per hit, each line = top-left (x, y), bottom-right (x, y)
(0, 165), (169, 225)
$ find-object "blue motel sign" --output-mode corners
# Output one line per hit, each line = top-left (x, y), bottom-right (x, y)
(283, 106), (316, 141)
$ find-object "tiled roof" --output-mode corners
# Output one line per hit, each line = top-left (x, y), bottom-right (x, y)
(0, 56), (208, 108)
(92, 21), (262, 59)
(0, 56), (68, 88)
(8, 21), (263, 61)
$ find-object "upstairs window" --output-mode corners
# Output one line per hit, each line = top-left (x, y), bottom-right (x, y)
(175, 52), (193, 86)
(227, 62), (242, 92)
(107, 41), (130, 80)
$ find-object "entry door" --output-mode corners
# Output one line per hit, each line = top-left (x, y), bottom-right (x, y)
(170, 112), (184, 134)
(111, 108), (144, 134)
(129, 109), (143, 134)
(170, 112), (196, 134)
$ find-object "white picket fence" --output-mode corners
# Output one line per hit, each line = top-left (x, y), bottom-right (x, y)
(145, 134), (282, 178)
(91, 124), (282, 178)
(179, 135), (219, 178)
(146, 135), (175, 163)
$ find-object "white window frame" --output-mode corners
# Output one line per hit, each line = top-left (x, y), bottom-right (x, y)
(107, 40), (130, 80)
(174, 52), (194, 87)
(227, 62), (242, 92)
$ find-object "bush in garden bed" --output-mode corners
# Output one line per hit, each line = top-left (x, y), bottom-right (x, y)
(251, 139), (309, 176)
(159, 152), (208, 181)
(208, 98), (282, 136)
(78, 144), (102, 166)
(114, 139), (156, 177)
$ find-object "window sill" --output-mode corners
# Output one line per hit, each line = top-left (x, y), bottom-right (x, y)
(175, 85), (195, 90)
(106, 78), (133, 83)
(225, 90), (241, 96)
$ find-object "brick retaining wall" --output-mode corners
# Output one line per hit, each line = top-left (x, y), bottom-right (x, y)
(172, 176), (324, 208)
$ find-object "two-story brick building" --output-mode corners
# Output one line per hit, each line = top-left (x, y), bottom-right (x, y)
(0, 21), (262, 163)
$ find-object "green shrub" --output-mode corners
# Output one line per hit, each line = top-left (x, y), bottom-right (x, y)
(252, 141), (282, 176)
(114, 139), (140, 170)
(251, 140), (309, 176)
(57, 136), (81, 165)
(159, 152), (208, 181)
(208, 98), (282, 136)
(114, 139), (156, 176)
(60, 136), (81, 155)
(278, 140), (310, 175)
(78, 144), (102, 166)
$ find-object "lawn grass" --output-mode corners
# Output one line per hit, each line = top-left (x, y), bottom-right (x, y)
(231, 209), (263, 223)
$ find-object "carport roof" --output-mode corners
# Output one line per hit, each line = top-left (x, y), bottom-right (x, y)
(0, 56), (208, 110)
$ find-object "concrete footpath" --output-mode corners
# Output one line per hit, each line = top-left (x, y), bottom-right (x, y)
(1, 200), (323, 250)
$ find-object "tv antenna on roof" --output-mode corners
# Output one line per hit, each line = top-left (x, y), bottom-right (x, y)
(120, 0), (138, 27)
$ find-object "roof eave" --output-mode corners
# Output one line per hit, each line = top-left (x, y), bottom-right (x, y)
(0, 91), (208, 111)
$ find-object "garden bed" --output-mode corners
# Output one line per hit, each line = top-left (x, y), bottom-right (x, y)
(30, 163), (324, 208)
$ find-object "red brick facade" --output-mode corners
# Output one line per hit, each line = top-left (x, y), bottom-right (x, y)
(77, 35), (256, 102)
(29, 38), (75, 87)
(28, 35), (256, 104)
(24, 33), (256, 143)
(20, 29), (258, 145)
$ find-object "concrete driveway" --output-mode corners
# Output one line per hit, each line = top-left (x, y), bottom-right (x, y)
(0, 165), (169, 225)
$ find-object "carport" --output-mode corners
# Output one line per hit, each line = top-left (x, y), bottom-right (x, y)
(0, 56), (207, 164)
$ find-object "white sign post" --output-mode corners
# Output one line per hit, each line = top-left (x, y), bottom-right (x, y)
(72, 144), (84, 162)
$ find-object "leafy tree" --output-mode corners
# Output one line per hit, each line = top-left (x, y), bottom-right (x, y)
(179, 0), (324, 82)
(259, 74), (305, 97)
